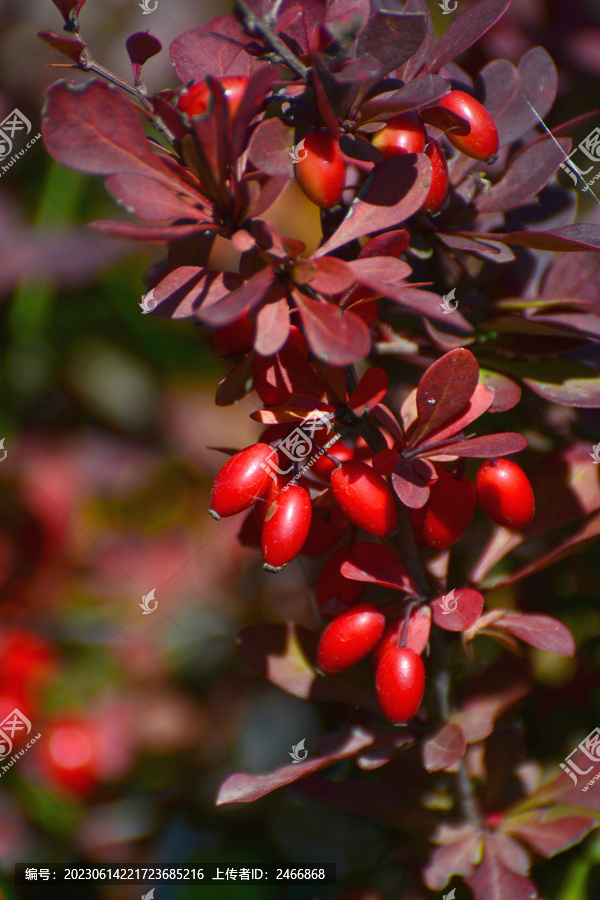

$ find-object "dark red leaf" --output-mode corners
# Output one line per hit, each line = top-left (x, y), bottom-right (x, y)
(315, 155), (432, 256)
(423, 823), (481, 890)
(170, 15), (267, 82)
(398, 0), (434, 82)
(309, 257), (356, 295)
(529, 443), (600, 536)
(494, 224), (600, 252)
(215, 353), (254, 406)
(413, 348), (479, 445)
(387, 287), (474, 332)
(505, 810), (596, 859)
(295, 292), (371, 366)
(492, 359), (600, 408)
(151, 266), (209, 318)
(253, 298), (291, 356)
(216, 726), (375, 805)
(43, 80), (181, 188)
(50, 0), (85, 26)
(465, 837), (538, 900)
(348, 366), (388, 415)
(422, 723), (466, 772)
(357, 11), (427, 77)
(196, 267), (277, 327)
(340, 543), (415, 594)
(37, 31), (85, 64)
(358, 230), (410, 259)
(495, 613), (575, 657)
(339, 133), (384, 163)
(432, 588), (484, 632)
(419, 431), (527, 459)
(414, 383), (495, 449)
(451, 680), (531, 743)
(426, 0), (511, 74)
(126, 32), (162, 83)
(437, 232), (516, 263)
(104, 173), (204, 222)
(391, 457), (434, 509)
(476, 136), (570, 214)
(478, 369), (522, 413)
(360, 75), (449, 122)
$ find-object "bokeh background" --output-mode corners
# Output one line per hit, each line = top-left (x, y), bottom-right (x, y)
(1, 1), (600, 898)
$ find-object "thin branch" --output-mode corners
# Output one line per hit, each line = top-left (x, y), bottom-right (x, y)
(235, 0), (309, 79)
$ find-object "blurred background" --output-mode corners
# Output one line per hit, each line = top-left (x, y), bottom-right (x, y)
(1, 1), (600, 898)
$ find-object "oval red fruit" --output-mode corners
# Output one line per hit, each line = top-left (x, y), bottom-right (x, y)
(178, 76), (249, 118)
(317, 603), (385, 674)
(209, 443), (274, 519)
(331, 460), (397, 537)
(376, 646), (425, 724)
(317, 547), (366, 619)
(310, 438), (354, 482)
(371, 112), (426, 158)
(261, 485), (312, 571)
(422, 139), (449, 214)
(295, 131), (346, 209)
(438, 90), (499, 162)
(411, 468), (476, 550)
(476, 458), (535, 529)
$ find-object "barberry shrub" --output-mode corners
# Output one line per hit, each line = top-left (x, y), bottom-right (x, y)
(39, 0), (600, 897)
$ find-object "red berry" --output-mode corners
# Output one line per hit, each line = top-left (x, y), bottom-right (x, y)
(411, 469), (476, 549)
(39, 717), (99, 796)
(261, 485), (312, 570)
(214, 314), (254, 356)
(317, 547), (366, 618)
(371, 112), (426, 158)
(310, 437), (355, 482)
(438, 90), (499, 162)
(422, 139), (449, 214)
(209, 443), (274, 519)
(178, 76), (249, 118)
(476, 458), (535, 529)
(317, 603), (385, 674)
(375, 646), (425, 724)
(331, 460), (397, 538)
(301, 504), (348, 556)
(295, 131), (346, 209)
(373, 611), (430, 667)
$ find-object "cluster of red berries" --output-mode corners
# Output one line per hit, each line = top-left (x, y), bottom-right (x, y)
(317, 603), (426, 725)
(176, 80), (499, 214)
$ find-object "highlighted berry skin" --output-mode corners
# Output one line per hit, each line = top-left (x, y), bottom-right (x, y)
(371, 112), (426, 158)
(178, 76), (249, 118)
(261, 485), (312, 570)
(438, 90), (499, 161)
(476, 458), (535, 529)
(422, 139), (449, 214)
(411, 469), (476, 550)
(331, 460), (397, 538)
(317, 603), (386, 674)
(295, 132), (346, 209)
(209, 443), (274, 519)
(375, 646), (425, 724)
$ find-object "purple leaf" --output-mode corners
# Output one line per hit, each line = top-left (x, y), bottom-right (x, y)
(338, 133), (384, 163)
(216, 726), (375, 805)
(451, 681), (531, 743)
(357, 11), (427, 77)
(151, 266), (208, 318)
(50, 0), (85, 25)
(37, 30), (86, 64)
(360, 75), (449, 122)
(126, 32), (162, 83)
(423, 823), (481, 890)
(253, 298), (290, 356)
(465, 837), (538, 900)
(420, 431), (527, 460)
(315, 155), (432, 256)
(529, 443), (600, 536)
(506, 810), (596, 859)
(340, 543), (414, 593)
(422, 723), (466, 772)
(89, 221), (212, 241)
(170, 15), (266, 82)
(247, 118), (295, 178)
(543, 250), (600, 303)
(412, 348), (479, 445)
(493, 359), (600, 408)
(425, 0), (511, 74)
(196, 267), (277, 327)
(478, 369), (522, 413)
(397, 0), (434, 82)
(495, 613), (575, 657)
(494, 224), (600, 252)
(413, 383), (495, 449)
(437, 232), (516, 263)
(308, 256), (356, 295)
(104, 174), (204, 222)
(348, 366), (388, 415)
(215, 353), (254, 406)
(387, 287), (474, 332)
(432, 588), (484, 632)
(294, 292), (371, 366)
(391, 457), (434, 509)
(476, 136), (570, 213)
(43, 81), (182, 188)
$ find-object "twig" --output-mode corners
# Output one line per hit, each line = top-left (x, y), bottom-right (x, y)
(235, 0), (309, 79)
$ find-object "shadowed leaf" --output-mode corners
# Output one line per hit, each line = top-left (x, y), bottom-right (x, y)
(495, 613), (575, 657)
(426, 0), (511, 74)
(295, 293), (371, 366)
(432, 588), (484, 632)
(422, 723), (466, 772)
(413, 348), (479, 444)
